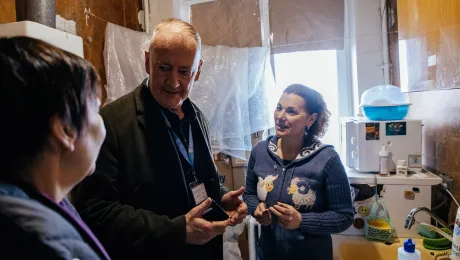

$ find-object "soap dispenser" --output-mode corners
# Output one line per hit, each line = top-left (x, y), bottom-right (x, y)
(379, 145), (390, 176)
(398, 238), (421, 260)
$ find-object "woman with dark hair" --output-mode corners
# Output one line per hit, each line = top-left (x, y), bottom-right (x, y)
(0, 36), (110, 259)
(243, 84), (354, 260)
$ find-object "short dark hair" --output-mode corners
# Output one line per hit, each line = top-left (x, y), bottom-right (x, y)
(283, 84), (331, 139)
(0, 36), (100, 178)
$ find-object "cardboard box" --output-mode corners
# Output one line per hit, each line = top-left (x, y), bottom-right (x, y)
(232, 167), (246, 190)
(231, 151), (250, 167)
(215, 161), (234, 190)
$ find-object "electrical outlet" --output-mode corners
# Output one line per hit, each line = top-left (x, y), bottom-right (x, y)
(439, 173), (453, 191)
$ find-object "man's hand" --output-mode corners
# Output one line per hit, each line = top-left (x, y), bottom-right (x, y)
(221, 187), (248, 226)
(185, 198), (229, 245)
(254, 202), (271, 226)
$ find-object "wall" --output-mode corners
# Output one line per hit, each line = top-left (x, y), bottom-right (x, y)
(0, 0), (142, 104)
(348, 0), (387, 113)
(391, 0), (460, 220)
(191, 0), (262, 48)
(0, 1), (15, 23)
(396, 0), (460, 92)
(407, 90), (460, 220)
(146, 0), (174, 32)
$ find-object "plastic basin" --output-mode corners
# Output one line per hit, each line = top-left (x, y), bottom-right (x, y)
(362, 105), (410, 121)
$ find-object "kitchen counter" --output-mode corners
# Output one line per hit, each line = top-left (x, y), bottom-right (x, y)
(346, 167), (443, 186)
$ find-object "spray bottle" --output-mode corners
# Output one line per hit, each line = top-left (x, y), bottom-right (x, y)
(379, 145), (389, 176)
(451, 208), (460, 259)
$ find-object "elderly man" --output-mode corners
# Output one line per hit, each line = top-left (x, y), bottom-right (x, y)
(73, 18), (247, 260)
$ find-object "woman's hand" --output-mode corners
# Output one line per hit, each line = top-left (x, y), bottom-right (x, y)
(254, 202), (272, 226)
(269, 202), (302, 230)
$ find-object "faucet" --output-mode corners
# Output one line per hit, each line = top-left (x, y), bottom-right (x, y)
(405, 206), (451, 231)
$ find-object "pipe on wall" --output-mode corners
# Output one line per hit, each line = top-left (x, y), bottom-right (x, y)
(15, 0), (56, 28)
(381, 0), (391, 85)
(143, 0), (150, 34)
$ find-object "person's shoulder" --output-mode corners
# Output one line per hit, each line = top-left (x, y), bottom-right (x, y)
(99, 84), (145, 130)
(0, 194), (98, 259)
(0, 194), (79, 238)
(250, 136), (272, 156)
(252, 139), (267, 151)
(317, 145), (340, 159)
(101, 88), (138, 118)
(311, 145), (345, 173)
(307, 144), (340, 164)
(190, 100), (206, 121)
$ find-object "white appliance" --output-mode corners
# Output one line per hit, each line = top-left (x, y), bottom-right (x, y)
(342, 168), (442, 238)
(341, 117), (422, 173)
(0, 21), (83, 58)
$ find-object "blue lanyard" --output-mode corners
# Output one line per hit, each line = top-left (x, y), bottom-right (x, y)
(160, 110), (194, 169)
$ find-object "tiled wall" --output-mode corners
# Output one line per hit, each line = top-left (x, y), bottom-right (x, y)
(0, 0), (142, 104)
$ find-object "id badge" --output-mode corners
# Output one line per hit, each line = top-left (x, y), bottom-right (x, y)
(189, 180), (208, 205)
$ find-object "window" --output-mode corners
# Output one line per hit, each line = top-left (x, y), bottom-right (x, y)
(260, 0), (353, 151)
(272, 50), (342, 148)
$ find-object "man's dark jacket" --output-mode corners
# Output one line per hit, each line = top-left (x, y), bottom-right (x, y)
(73, 80), (227, 259)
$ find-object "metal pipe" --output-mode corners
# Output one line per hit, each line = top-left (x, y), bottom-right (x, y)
(381, 0), (390, 85)
(15, 0), (56, 28)
(143, 0), (150, 34)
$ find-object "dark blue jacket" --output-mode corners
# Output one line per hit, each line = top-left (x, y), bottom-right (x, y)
(0, 182), (109, 260)
(243, 136), (354, 260)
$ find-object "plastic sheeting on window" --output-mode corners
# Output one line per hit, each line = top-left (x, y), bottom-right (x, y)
(190, 45), (276, 159)
(104, 23), (276, 159)
(104, 23), (150, 103)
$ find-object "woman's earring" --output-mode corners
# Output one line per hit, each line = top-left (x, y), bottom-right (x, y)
(69, 143), (75, 152)
(304, 126), (310, 136)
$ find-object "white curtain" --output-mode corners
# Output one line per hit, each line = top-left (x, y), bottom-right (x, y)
(104, 23), (275, 159)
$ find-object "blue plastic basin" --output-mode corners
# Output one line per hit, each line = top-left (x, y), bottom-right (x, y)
(362, 105), (410, 121)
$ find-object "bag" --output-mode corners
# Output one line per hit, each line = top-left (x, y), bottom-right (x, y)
(364, 176), (395, 241)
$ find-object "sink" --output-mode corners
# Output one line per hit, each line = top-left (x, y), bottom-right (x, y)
(332, 235), (450, 260)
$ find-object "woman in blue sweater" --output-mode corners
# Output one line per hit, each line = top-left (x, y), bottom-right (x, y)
(243, 84), (354, 260)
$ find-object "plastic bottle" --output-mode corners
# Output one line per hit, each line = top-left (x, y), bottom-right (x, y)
(397, 238), (421, 260)
(396, 160), (408, 176)
(379, 145), (389, 176)
(451, 207), (460, 260)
